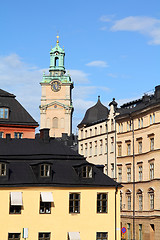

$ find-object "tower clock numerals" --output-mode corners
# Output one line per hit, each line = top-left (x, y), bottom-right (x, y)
(51, 80), (61, 92)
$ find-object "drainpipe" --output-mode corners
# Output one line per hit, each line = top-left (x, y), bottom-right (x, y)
(106, 120), (109, 175)
(131, 118), (135, 240)
(115, 186), (118, 240)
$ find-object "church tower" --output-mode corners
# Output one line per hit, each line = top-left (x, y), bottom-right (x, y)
(40, 36), (74, 137)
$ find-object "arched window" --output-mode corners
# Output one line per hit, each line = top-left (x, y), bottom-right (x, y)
(137, 189), (143, 211)
(148, 187), (154, 210)
(126, 189), (131, 210)
(55, 57), (59, 66)
(60, 118), (64, 129)
(46, 118), (50, 128)
(52, 117), (58, 128)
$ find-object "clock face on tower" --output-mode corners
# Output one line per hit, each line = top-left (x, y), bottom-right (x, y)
(51, 80), (61, 92)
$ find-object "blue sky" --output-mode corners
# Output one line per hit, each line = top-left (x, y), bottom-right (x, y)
(0, 0), (160, 133)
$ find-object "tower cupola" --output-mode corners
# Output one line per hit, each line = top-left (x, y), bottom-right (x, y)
(49, 35), (65, 75)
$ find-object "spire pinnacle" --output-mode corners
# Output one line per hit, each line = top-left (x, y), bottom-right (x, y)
(56, 34), (59, 44)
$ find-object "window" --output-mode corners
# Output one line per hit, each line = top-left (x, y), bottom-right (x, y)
(0, 131), (3, 138)
(85, 143), (87, 157)
(55, 56), (59, 66)
(90, 129), (92, 137)
(82, 166), (93, 178)
(148, 188), (154, 210)
(96, 232), (108, 240)
(137, 189), (143, 211)
(0, 107), (9, 119)
(39, 233), (50, 240)
(8, 233), (20, 240)
(14, 132), (23, 139)
(85, 130), (87, 138)
(138, 119), (141, 128)
(127, 167), (131, 182)
(95, 127), (97, 135)
(81, 130), (83, 139)
(40, 202), (51, 214)
(95, 141), (97, 155)
(138, 141), (142, 154)
(52, 117), (58, 128)
(127, 143), (131, 155)
(118, 167), (122, 182)
(127, 223), (131, 239)
(150, 138), (154, 150)
(127, 194), (131, 210)
(150, 115), (152, 125)
(139, 224), (142, 240)
(118, 145), (122, 156)
(153, 113), (155, 123)
(100, 125), (102, 134)
(80, 144), (83, 155)
(97, 193), (108, 213)
(99, 140), (103, 155)
(105, 138), (107, 153)
(40, 164), (50, 177)
(141, 118), (143, 128)
(111, 137), (114, 152)
(139, 165), (143, 181)
(69, 193), (80, 213)
(40, 192), (53, 214)
(119, 124), (121, 133)
(89, 142), (92, 156)
(111, 163), (114, 178)
(121, 123), (123, 132)
(150, 163), (154, 179)
(10, 192), (22, 214)
(0, 163), (6, 176)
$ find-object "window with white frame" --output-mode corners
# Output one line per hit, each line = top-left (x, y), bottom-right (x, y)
(153, 113), (155, 123)
(111, 137), (114, 152)
(40, 164), (50, 177)
(137, 189), (143, 211)
(127, 143), (131, 155)
(0, 108), (9, 119)
(150, 163), (154, 179)
(127, 193), (131, 210)
(99, 140), (103, 155)
(127, 167), (131, 182)
(111, 163), (114, 178)
(141, 118), (143, 128)
(138, 119), (141, 128)
(139, 165), (143, 181)
(150, 138), (154, 150)
(138, 141), (142, 154)
(118, 167), (122, 182)
(148, 188), (154, 210)
(95, 141), (97, 155)
(127, 223), (131, 239)
(89, 142), (92, 156)
(0, 163), (6, 176)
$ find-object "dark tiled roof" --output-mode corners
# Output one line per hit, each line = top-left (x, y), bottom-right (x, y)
(0, 89), (38, 126)
(78, 96), (109, 128)
(116, 86), (160, 119)
(0, 136), (120, 188)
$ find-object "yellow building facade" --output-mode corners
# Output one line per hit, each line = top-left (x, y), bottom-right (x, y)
(0, 129), (121, 240)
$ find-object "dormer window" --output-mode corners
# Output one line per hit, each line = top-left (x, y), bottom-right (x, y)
(0, 163), (6, 176)
(0, 107), (9, 119)
(40, 164), (50, 177)
(82, 166), (93, 178)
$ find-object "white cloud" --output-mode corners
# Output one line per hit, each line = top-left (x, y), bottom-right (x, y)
(111, 16), (160, 45)
(86, 60), (109, 68)
(69, 69), (89, 84)
(100, 15), (115, 22)
(107, 73), (118, 78)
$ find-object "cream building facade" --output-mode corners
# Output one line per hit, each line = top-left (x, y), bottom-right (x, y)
(116, 85), (160, 240)
(40, 36), (73, 137)
(78, 97), (118, 178)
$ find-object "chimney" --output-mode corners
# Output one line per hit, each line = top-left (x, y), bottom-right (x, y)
(40, 128), (50, 142)
(155, 85), (160, 99)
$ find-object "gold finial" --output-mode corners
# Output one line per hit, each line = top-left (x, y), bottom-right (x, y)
(56, 34), (59, 44)
(63, 45), (64, 50)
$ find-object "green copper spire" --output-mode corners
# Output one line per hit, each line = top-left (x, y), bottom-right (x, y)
(49, 35), (65, 74)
